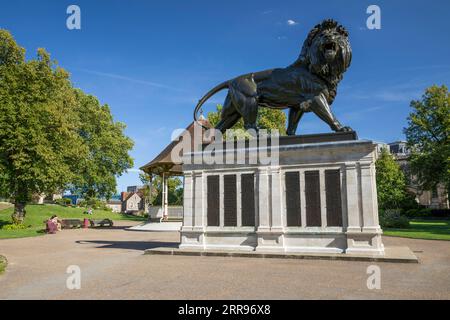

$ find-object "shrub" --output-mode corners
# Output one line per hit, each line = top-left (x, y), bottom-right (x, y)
(0, 255), (7, 274)
(54, 198), (72, 206)
(1, 223), (29, 230)
(379, 209), (410, 229)
(78, 198), (109, 211)
(376, 149), (409, 210)
(404, 208), (431, 218)
(78, 199), (87, 208)
(403, 208), (450, 218)
(429, 209), (450, 218)
(399, 193), (420, 211)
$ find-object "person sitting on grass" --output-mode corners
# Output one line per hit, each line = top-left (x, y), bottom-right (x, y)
(45, 215), (60, 234)
(50, 215), (62, 231)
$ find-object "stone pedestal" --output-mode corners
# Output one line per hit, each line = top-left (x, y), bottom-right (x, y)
(179, 133), (384, 255)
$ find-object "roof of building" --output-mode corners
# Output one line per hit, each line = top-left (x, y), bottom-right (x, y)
(140, 117), (212, 176)
(122, 191), (143, 202)
(388, 140), (407, 145)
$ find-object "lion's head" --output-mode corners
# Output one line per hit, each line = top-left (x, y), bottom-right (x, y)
(293, 19), (352, 87)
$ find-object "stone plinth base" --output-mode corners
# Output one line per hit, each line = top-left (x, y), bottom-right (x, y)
(180, 133), (385, 255)
(146, 246), (418, 263)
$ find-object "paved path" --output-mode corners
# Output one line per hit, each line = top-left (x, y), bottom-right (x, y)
(0, 222), (449, 299)
(129, 221), (182, 232)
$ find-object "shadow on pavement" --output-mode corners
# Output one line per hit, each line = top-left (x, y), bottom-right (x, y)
(75, 240), (178, 251)
(89, 225), (136, 230)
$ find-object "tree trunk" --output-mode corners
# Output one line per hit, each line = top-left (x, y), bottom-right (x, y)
(12, 202), (26, 224)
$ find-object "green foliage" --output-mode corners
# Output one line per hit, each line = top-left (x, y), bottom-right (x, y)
(0, 255), (7, 274)
(0, 29), (86, 222)
(404, 85), (450, 197)
(0, 30), (24, 65)
(140, 173), (183, 206)
(403, 207), (450, 218)
(0, 29), (134, 223)
(77, 199), (87, 208)
(207, 104), (287, 139)
(69, 90), (134, 200)
(379, 209), (410, 229)
(1, 222), (29, 230)
(375, 148), (411, 209)
(77, 198), (110, 211)
(55, 198), (71, 206)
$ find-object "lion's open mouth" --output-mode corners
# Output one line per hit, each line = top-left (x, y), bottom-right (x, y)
(323, 42), (337, 60)
(324, 42), (337, 53)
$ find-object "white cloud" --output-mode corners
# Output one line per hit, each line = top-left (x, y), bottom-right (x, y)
(127, 168), (142, 173)
(287, 19), (298, 26)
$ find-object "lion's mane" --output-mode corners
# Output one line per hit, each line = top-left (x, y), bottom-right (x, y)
(292, 19), (352, 103)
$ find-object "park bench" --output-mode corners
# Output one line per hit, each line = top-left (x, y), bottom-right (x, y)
(60, 219), (83, 229)
(89, 219), (113, 228)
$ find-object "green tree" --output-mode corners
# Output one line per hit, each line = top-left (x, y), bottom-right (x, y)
(69, 90), (134, 200)
(0, 30), (85, 223)
(207, 104), (287, 138)
(375, 148), (410, 209)
(0, 30), (24, 65)
(139, 173), (183, 206)
(404, 85), (450, 199)
(0, 29), (134, 223)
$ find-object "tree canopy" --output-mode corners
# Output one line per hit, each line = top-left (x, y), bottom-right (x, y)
(0, 29), (134, 223)
(69, 90), (134, 200)
(207, 104), (287, 138)
(375, 148), (411, 210)
(404, 85), (450, 196)
(139, 173), (183, 206)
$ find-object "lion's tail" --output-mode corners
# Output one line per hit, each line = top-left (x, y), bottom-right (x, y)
(193, 80), (229, 128)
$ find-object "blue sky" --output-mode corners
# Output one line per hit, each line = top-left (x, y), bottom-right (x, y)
(1, 0), (449, 192)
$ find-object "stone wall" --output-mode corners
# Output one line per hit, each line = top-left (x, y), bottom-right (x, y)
(180, 139), (384, 255)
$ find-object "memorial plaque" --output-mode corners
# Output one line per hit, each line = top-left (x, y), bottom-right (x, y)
(305, 171), (321, 226)
(224, 175), (237, 226)
(207, 175), (220, 226)
(241, 173), (255, 227)
(325, 170), (343, 226)
(285, 171), (301, 226)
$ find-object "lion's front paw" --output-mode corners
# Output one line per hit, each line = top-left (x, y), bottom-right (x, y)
(337, 126), (353, 132)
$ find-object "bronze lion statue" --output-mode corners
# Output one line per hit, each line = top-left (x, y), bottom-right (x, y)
(193, 19), (353, 135)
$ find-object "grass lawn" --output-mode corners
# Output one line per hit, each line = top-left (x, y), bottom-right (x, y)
(0, 204), (146, 239)
(384, 219), (450, 241)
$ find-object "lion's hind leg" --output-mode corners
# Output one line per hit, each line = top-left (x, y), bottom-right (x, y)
(287, 107), (305, 136)
(215, 93), (241, 134)
(229, 75), (259, 133)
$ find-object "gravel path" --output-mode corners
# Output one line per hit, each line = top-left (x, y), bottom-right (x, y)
(0, 222), (449, 300)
